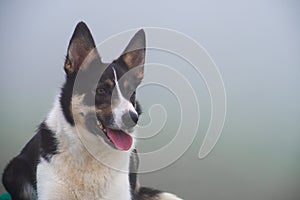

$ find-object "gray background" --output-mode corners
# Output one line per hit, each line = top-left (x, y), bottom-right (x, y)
(1, 0), (300, 199)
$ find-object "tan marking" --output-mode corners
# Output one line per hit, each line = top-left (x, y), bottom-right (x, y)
(122, 50), (145, 69)
(104, 79), (114, 87)
(123, 80), (129, 89)
(95, 103), (118, 121)
(65, 48), (99, 74)
(71, 94), (94, 129)
(129, 64), (144, 80)
(137, 71), (144, 79)
(64, 59), (74, 73)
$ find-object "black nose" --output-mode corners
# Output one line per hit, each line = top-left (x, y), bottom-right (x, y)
(122, 111), (138, 128)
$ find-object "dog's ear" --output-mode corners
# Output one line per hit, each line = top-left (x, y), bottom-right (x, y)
(64, 22), (97, 74)
(119, 29), (145, 80)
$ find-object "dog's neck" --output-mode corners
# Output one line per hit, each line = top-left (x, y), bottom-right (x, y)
(45, 97), (131, 171)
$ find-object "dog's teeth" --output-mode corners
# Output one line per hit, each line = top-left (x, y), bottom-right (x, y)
(97, 121), (104, 129)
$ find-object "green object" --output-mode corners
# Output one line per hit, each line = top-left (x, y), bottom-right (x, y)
(0, 193), (11, 200)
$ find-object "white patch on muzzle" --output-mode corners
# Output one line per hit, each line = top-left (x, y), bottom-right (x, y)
(112, 67), (137, 131)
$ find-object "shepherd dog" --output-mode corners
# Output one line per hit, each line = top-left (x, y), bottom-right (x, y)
(2, 22), (183, 200)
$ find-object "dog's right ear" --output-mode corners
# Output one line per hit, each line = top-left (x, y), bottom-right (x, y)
(118, 29), (145, 80)
(64, 22), (97, 74)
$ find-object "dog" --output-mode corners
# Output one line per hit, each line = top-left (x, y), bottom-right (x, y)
(2, 22), (183, 200)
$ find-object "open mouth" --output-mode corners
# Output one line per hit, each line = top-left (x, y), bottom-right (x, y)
(96, 120), (133, 151)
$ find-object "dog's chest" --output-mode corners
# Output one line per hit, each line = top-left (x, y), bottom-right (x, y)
(37, 153), (131, 200)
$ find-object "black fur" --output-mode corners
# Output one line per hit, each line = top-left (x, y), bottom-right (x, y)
(2, 123), (57, 200)
(129, 150), (164, 200)
(2, 22), (180, 200)
(135, 187), (163, 200)
(39, 123), (58, 162)
(60, 75), (76, 126)
(129, 149), (139, 197)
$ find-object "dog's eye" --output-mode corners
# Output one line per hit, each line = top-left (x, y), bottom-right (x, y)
(96, 88), (106, 95)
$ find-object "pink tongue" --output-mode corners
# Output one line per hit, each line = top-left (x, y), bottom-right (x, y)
(106, 129), (133, 151)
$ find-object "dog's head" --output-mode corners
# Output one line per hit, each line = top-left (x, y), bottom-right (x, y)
(60, 22), (145, 151)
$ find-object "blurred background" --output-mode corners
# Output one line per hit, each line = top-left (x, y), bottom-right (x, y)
(0, 0), (299, 199)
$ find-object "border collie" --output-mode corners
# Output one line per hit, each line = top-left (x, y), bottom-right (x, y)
(2, 22), (182, 200)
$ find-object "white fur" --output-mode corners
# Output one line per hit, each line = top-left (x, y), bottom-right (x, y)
(37, 98), (132, 200)
(22, 183), (37, 200)
(159, 192), (184, 200)
(112, 67), (138, 130)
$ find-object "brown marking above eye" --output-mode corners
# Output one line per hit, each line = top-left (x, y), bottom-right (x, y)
(104, 79), (114, 87)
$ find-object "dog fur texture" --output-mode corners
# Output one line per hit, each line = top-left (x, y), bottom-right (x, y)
(2, 22), (183, 200)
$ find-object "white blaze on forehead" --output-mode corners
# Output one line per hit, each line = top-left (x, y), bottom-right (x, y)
(112, 67), (125, 100)
(112, 67), (137, 127)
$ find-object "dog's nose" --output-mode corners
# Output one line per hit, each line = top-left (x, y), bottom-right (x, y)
(122, 111), (138, 128)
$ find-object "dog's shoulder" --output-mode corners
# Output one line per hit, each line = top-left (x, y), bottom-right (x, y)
(17, 122), (58, 163)
(2, 122), (57, 200)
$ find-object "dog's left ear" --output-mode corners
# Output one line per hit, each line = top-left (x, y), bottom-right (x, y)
(119, 29), (145, 80)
